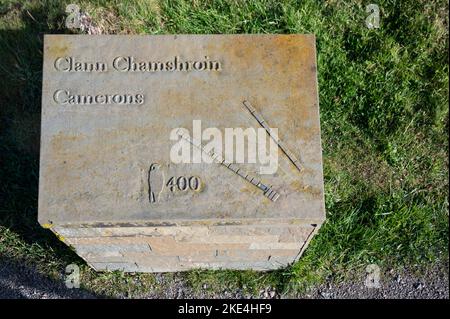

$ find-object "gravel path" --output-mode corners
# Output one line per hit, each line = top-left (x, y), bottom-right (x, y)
(0, 257), (448, 299)
(300, 262), (449, 299)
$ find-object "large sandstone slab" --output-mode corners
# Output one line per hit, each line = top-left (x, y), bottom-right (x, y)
(39, 34), (325, 272)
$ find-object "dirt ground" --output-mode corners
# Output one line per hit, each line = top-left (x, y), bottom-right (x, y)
(0, 257), (447, 299)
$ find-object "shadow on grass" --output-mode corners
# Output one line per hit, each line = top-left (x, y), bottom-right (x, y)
(0, 1), (106, 298)
(0, 255), (99, 299)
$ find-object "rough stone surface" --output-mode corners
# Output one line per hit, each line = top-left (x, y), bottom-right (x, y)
(39, 34), (325, 272)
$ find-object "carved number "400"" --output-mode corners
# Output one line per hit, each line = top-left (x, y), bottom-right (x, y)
(166, 176), (201, 192)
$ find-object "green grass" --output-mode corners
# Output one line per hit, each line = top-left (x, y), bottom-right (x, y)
(0, 0), (448, 297)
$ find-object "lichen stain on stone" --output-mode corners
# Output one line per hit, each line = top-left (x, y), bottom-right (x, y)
(289, 179), (322, 198)
(46, 41), (69, 60)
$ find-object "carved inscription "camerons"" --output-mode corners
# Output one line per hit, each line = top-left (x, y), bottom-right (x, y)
(53, 90), (144, 105)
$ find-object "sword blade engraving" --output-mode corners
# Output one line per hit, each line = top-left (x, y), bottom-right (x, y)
(243, 100), (303, 173)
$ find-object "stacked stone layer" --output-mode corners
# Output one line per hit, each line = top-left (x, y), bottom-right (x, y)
(53, 221), (319, 272)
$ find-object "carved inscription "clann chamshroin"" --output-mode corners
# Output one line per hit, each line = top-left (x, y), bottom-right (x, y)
(54, 56), (222, 73)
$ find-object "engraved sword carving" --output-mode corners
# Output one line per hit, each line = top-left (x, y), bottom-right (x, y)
(242, 100), (303, 173)
(176, 128), (280, 202)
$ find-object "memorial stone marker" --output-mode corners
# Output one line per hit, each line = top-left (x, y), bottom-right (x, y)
(39, 34), (325, 272)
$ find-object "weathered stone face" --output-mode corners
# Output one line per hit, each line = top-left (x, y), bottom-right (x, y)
(39, 34), (325, 272)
